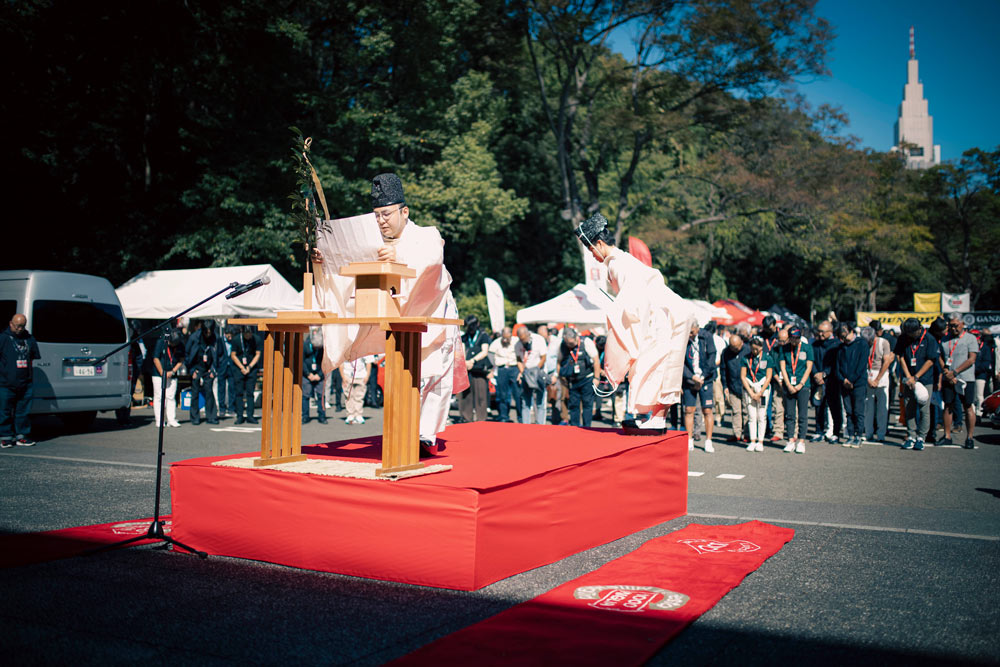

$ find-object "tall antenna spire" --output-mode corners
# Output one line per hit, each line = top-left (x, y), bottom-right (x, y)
(909, 25), (915, 58)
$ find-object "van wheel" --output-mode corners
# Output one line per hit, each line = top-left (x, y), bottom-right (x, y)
(61, 411), (97, 431)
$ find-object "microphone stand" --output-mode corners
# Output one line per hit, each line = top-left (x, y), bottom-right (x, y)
(84, 282), (244, 559)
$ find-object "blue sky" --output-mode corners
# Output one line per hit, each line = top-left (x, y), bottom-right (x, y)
(797, 0), (1000, 159)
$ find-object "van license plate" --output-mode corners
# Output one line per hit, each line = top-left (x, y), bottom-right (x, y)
(73, 366), (96, 377)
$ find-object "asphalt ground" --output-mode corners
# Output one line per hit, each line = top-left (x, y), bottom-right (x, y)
(1, 401), (998, 665)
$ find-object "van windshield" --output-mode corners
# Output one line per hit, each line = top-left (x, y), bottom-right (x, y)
(32, 300), (127, 344)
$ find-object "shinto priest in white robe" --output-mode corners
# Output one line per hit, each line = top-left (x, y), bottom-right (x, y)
(314, 219), (459, 441)
(601, 246), (693, 414)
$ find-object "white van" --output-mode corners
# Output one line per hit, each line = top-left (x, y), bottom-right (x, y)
(0, 271), (131, 428)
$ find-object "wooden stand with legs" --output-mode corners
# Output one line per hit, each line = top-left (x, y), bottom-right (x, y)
(232, 261), (459, 475)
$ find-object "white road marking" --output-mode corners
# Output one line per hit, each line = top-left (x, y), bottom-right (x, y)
(688, 471), (705, 477)
(716, 474), (745, 480)
(2, 453), (156, 468)
(687, 513), (998, 542)
(209, 427), (262, 433)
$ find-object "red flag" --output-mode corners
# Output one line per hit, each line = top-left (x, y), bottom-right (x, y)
(628, 236), (652, 267)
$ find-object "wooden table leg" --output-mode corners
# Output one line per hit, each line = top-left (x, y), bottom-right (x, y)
(377, 325), (426, 476)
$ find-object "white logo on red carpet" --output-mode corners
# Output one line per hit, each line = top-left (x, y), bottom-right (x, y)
(678, 538), (760, 554)
(110, 520), (171, 536)
(573, 585), (689, 613)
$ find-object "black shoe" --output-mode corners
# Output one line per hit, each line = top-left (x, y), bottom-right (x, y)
(246, 417), (259, 424)
(1, 439), (14, 449)
(317, 417), (328, 424)
(302, 417), (311, 424)
(191, 420), (200, 426)
(901, 439), (914, 450)
(419, 438), (439, 457)
(207, 420), (219, 425)
(235, 418), (245, 425)
(935, 436), (952, 446)
(15, 437), (35, 447)
(964, 438), (975, 449)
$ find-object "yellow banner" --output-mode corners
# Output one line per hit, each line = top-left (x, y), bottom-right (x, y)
(913, 292), (941, 313)
(857, 311), (942, 327)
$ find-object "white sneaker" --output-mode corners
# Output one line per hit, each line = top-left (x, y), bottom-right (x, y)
(688, 438), (694, 451)
(795, 440), (805, 454)
(168, 421), (181, 428)
(356, 416), (365, 425)
(783, 440), (795, 453)
(746, 442), (755, 452)
(755, 441), (764, 452)
(704, 439), (714, 453)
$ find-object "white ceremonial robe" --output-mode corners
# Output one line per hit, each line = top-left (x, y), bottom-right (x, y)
(315, 219), (459, 440)
(601, 247), (693, 413)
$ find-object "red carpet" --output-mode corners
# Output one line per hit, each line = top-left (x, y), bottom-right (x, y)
(171, 422), (690, 589)
(0, 517), (172, 568)
(393, 521), (794, 665)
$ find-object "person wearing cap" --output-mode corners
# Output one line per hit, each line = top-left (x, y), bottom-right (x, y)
(777, 326), (814, 453)
(740, 335), (773, 452)
(894, 318), (938, 450)
(835, 322), (869, 448)
(573, 212), (693, 433)
(313, 173), (460, 455)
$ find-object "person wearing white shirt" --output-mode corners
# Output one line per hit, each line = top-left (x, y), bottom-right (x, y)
(488, 327), (521, 422)
(515, 327), (548, 424)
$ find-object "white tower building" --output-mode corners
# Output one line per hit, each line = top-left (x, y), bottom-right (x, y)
(893, 27), (940, 169)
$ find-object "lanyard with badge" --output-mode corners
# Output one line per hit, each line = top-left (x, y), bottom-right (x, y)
(789, 341), (802, 381)
(570, 348), (580, 375)
(868, 341), (877, 370)
(14, 338), (29, 369)
(749, 353), (767, 384)
(946, 337), (960, 368)
(909, 330), (925, 369)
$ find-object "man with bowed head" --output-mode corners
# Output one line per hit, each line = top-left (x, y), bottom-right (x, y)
(0, 314), (40, 447)
(572, 212), (693, 434)
(313, 172), (460, 455)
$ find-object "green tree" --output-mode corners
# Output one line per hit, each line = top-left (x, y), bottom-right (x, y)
(919, 148), (1000, 308)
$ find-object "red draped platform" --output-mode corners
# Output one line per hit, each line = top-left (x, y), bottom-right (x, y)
(170, 423), (688, 590)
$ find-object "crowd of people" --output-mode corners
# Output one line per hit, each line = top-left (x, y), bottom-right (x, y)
(450, 311), (999, 454)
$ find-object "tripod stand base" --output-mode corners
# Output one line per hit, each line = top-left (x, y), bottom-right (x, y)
(82, 519), (207, 559)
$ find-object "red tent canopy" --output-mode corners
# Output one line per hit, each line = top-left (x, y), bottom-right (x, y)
(711, 299), (765, 327)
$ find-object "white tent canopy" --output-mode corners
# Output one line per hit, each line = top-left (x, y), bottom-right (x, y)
(516, 284), (608, 327)
(515, 284), (724, 328)
(116, 264), (303, 320)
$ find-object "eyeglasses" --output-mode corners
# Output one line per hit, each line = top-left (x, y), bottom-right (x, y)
(374, 205), (403, 221)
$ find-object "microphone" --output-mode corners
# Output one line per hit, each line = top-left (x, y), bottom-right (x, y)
(226, 275), (271, 299)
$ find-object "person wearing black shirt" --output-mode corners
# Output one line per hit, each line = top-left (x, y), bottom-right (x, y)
(720, 333), (749, 441)
(459, 315), (492, 422)
(836, 322), (870, 447)
(895, 318), (939, 450)
(230, 327), (261, 424)
(302, 331), (327, 424)
(559, 328), (599, 427)
(186, 323), (219, 425)
(152, 328), (185, 428)
(810, 320), (843, 443)
(0, 314), (41, 447)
